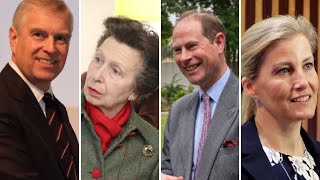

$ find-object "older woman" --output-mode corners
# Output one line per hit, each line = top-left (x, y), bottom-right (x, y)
(81, 17), (159, 179)
(241, 15), (320, 179)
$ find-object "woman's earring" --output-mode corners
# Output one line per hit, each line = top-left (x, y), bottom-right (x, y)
(252, 97), (260, 105)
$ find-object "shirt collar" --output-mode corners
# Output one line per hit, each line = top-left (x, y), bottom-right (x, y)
(9, 60), (53, 102)
(199, 68), (230, 103)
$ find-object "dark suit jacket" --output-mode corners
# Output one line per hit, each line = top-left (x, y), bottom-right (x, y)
(242, 117), (320, 180)
(161, 72), (239, 180)
(0, 64), (79, 180)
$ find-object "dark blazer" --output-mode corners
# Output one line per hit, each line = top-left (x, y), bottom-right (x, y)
(161, 72), (239, 180)
(242, 117), (320, 180)
(0, 64), (79, 180)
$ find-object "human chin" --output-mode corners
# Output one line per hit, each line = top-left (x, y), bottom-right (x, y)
(36, 70), (58, 80)
(186, 72), (205, 85)
(185, 75), (199, 85)
(291, 103), (316, 120)
(85, 93), (103, 107)
(293, 110), (315, 121)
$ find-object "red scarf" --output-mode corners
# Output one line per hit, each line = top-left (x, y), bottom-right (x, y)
(85, 101), (131, 154)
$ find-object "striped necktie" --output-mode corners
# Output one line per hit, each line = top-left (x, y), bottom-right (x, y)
(43, 93), (77, 180)
(194, 93), (211, 180)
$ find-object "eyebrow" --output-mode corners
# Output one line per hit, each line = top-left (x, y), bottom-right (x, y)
(56, 32), (72, 39)
(302, 56), (315, 63)
(95, 49), (105, 59)
(30, 28), (46, 34)
(172, 43), (180, 50)
(272, 56), (314, 67)
(95, 48), (126, 70)
(172, 40), (199, 49)
(30, 28), (71, 38)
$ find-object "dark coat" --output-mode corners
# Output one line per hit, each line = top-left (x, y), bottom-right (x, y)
(242, 117), (320, 180)
(0, 64), (79, 179)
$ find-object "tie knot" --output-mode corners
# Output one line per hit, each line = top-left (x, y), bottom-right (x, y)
(43, 93), (55, 106)
(202, 93), (210, 102)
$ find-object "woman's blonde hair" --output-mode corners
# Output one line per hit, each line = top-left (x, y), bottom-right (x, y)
(241, 15), (317, 123)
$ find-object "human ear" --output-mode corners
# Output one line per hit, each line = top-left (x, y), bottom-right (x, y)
(214, 32), (225, 54)
(9, 26), (18, 55)
(128, 92), (139, 101)
(242, 77), (257, 99)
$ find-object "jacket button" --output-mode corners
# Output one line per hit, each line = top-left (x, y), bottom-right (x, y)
(91, 169), (101, 179)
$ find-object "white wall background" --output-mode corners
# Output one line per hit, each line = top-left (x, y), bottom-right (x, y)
(80, 0), (160, 74)
(0, 0), (79, 138)
(161, 62), (197, 90)
(80, 0), (114, 74)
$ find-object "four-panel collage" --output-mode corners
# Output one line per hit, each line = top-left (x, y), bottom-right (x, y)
(0, 0), (319, 179)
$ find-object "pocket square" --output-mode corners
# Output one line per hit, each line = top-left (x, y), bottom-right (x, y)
(223, 140), (238, 148)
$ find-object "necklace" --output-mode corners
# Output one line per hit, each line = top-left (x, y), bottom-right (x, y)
(255, 119), (307, 180)
(261, 135), (320, 180)
(260, 135), (294, 180)
(255, 119), (319, 179)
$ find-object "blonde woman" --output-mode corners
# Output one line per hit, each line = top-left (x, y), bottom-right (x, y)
(241, 15), (320, 179)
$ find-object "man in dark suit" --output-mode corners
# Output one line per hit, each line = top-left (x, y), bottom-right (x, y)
(0, 0), (78, 179)
(161, 10), (239, 180)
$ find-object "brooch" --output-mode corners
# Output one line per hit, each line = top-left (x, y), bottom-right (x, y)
(142, 145), (153, 157)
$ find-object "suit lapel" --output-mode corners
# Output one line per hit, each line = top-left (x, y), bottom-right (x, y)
(179, 92), (199, 179)
(2, 65), (58, 152)
(301, 128), (320, 173)
(196, 73), (239, 179)
(242, 118), (278, 179)
(242, 151), (276, 180)
(1, 64), (70, 174)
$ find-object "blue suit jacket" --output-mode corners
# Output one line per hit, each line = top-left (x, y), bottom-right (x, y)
(242, 117), (320, 179)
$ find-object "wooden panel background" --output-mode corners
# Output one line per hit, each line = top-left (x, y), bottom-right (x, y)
(242, 0), (320, 141)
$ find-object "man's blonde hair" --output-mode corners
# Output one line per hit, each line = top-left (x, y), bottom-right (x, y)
(13, 0), (73, 32)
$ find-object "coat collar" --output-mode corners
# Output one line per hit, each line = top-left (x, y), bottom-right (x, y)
(178, 92), (199, 180)
(242, 117), (320, 179)
(196, 72), (239, 180)
(241, 118), (276, 179)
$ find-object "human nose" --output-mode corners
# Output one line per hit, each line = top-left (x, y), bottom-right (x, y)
(292, 70), (308, 91)
(92, 65), (106, 83)
(179, 48), (192, 63)
(42, 37), (56, 54)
